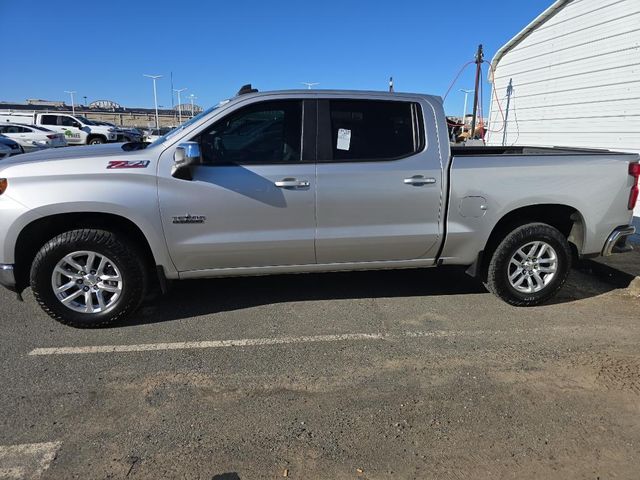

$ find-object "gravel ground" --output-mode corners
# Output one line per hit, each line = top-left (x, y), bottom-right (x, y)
(0, 266), (639, 479)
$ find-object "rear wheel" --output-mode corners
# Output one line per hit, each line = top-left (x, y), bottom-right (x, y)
(30, 229), (146, 327)
(485, 223), (572, 307)
(88, 136), (105, 145)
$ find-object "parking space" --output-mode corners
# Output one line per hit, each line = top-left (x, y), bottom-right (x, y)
(1, 267), (639, 479)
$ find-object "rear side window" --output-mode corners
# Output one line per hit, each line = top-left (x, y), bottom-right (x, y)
(325, 100), (423, 162)
(41, 115), (58, 126)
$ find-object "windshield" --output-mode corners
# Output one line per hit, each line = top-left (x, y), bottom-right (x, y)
(148, 103), (222, 146)
(76, 116), (95, 125)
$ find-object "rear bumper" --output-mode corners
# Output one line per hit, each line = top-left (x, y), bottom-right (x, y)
(0, 264), (16, 292)
(602, 226), (636, 256)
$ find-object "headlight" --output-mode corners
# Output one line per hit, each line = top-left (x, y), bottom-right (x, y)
(108, 128), (116, 132)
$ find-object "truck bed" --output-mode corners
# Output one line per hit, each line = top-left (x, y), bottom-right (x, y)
(450, 145), (632, 157)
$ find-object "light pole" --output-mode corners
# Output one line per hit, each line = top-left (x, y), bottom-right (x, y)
(64, 90), (76, 116)
(301, 82), (319, 89)
(459, 89), (473, 133)
(189, 94), (197, 117)
(144, 74), (163, 129)
(173, 88), (187, 123)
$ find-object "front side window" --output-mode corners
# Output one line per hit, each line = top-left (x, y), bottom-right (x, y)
(196, 100), (302, 165)
(60, 116), (79, 127)
(41, 115), (58, 126)
(327, 100), (422, 162)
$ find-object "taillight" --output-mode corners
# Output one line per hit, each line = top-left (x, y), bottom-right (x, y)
(629, 162), (640, 210)
(46, 134), (57, 139)
(0, 179), (7, 196)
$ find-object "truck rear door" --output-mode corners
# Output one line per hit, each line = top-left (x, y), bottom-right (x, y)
(315, 97), (444, 263)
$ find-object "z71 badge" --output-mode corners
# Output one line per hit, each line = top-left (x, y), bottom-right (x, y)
(106, 160), (150, 169)
(172, 214), (206, 224)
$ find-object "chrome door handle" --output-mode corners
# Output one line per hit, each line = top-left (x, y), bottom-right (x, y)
(274, 178), (310, 189)
(404, 175), (436, 186)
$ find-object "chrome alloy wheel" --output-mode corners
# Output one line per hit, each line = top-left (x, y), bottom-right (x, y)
(508, 241), (558, 294)
(50, 251), (123, 313)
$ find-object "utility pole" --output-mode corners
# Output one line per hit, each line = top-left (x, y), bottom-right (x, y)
(460, 89), (473, 133)
(470, 44), (484, 139)
(143, 74), (162, 129)
(170, 72), (174, 108)
(83, 95), (87, 107)
(64, 90), (76, 116)
(389, 77), (394, 93)
(501, 78), (514, 146)
(173, 88), (187, 123)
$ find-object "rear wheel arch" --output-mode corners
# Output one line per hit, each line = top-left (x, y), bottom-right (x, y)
(474, 204), (585, 280)
(14, 212), (157, 293)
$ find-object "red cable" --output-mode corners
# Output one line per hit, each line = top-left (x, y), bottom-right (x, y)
(482, 60), (506, 133)
(443, 61), (475, 101)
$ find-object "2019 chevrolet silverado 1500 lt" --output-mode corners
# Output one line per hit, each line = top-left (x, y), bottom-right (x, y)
(0, 88), (637, 327)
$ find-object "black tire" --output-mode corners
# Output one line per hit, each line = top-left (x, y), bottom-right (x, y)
(88, 136), (105, 145)
(485, 223), (572, 307)
(30, 229), (146, 328)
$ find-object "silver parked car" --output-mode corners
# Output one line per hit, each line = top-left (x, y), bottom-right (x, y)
(0, 87), (637, 327)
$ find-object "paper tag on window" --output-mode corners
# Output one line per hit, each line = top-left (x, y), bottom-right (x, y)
(337, 128), (351, 151)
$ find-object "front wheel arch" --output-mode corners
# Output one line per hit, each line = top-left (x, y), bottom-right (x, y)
(87, 135), (107, 145)
(13, 212), (158, 295)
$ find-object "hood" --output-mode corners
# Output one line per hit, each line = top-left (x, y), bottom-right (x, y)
(0, 142), (135, 167)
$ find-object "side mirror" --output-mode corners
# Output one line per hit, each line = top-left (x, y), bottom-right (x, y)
(172, 141), (200, 180)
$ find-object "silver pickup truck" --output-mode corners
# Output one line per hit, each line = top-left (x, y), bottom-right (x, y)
(0, 88), (638, 327)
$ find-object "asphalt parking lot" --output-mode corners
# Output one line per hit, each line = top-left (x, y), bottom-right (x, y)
(1, 265), (639, 479)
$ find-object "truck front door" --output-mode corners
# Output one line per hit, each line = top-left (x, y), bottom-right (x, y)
(158, 99), (317, 272)
(40, 115), (86, 145)
(315, 98), (444, 264)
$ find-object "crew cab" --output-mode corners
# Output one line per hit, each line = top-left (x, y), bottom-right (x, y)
(0, 88), (637, 327)
(0, 112), (117, 145)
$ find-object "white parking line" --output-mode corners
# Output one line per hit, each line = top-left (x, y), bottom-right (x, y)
(28, 332), (388, 356)
(0, 441), (61, 479)
(27, 325), (610, 357)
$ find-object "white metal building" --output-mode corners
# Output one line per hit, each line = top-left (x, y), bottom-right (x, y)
(486, 0), (640, 218)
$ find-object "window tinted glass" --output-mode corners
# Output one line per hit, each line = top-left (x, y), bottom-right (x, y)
(197, 100), (302, 165)
(6, 126), (24, 133)
(60, 116), (79, 127)
(41, 115), (58, 126)
(328, 100), (420, 162)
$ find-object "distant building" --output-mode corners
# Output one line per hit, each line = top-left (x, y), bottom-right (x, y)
(25, 99), (66, 107)
(486, 0), (640, 154)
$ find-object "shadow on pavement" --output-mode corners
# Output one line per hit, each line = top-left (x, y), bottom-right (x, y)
(111, 264), (628, 328)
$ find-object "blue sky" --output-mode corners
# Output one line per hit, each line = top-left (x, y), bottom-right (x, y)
(0, 0), (552, 115)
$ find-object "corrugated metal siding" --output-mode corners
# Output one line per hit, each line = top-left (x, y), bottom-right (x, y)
(486, 0), (640, 154)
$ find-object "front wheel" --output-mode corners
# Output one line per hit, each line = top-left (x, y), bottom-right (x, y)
(30, 229), (146, 327)
(485, 223), (572, 307)
(88, 136), (105, 145)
